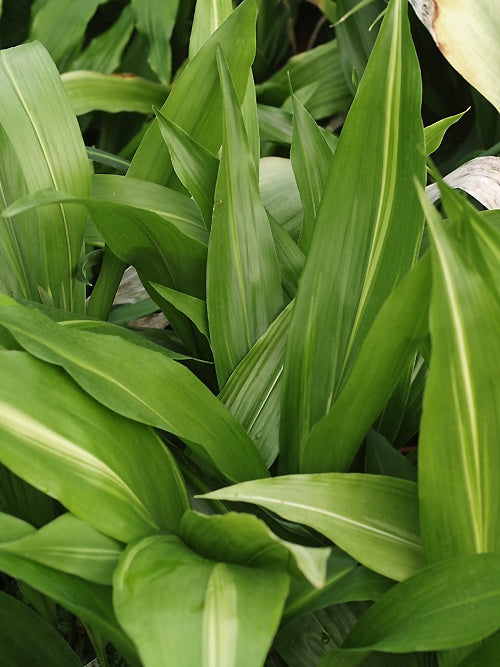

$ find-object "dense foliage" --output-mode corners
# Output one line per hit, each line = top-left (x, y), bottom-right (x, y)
(0, 1), (499, 665)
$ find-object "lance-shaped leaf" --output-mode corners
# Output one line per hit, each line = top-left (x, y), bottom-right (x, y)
(0, 41), (91, 311)
(424, 110), (468, 156)
(301, 252), (430, 473)
(219, 302), (293, 467)
(0, 590), (81, 667)
(343, 553), (500, 652)
(114, 533), (289, 667)
(409, 1), (500, 112)
(128, 0), (256, 184)
(70, 4), (135, 73)
(417, 185), (500, 562)
(1, 513), (123, 585)
(189, 0), (233, 59)
(62, 71), (167, 116)
(291, 94), (336, 255)
(0, 305), (269, 483)
(207, 48), (282, 387)
(0, 351), (189, 543)
(204, 474), (425, 581)
(280, 0), (425, 473)
(130, 0), (179, 85)
(28, 0), (107, 69)
(155, 109), (219, 228)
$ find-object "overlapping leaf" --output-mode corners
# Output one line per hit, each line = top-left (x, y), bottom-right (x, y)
(207, 48), (282, 386)
(114, 533), (289, 667)
(417, 184), (500, 562)
(0, 41), (90, 311)
(280, 0), (425, 472)
(204, 474), (425, 581)
(0, 351), (189, 542)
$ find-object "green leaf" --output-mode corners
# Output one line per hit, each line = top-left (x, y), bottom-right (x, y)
(62, 70), (167, 115)
(0, 590), (81, 667)
(219, 301), (293, 466)
(128, 0), (257, 184)
(1, 513), (123, 585)
(155, 108), (219, 227)
(456, 630), (500, 667)
(28, 0), (108, 69)
(344, 553), (500, 652)
(189, 0), (233, 60)
(114, 533), (289, 667)
(181, 510), (331, 588)
(291, 93), (337, 254)
(301, 252), (430, 473)
(0, 41), (91, 311)
(207, 48), (283, 386)
(256, 40), (352, 119)
(0, 511), (36, 542)
(0, 550), (138, 664)
(0, 351), (188, 543)
(417, 184), (500, 561)
(130, 0), (179, 85)
(424, 110), (468, 155)
(204, 474), (425, 581)
(259, 157), (303, 240)
(280, 0), (425, 472)
(150, 282), (209, 339)
(0, 305), (269, 483)
(365, 430), (417, 482)
(70, 5), (135, 73)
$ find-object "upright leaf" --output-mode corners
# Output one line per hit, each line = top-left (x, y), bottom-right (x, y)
(417, 185), (500, 561)
(114, 533), (289, 667)
(207, 49), (282, 386)
(280, 0), (425, 472)
(128, 0), (256, 184)
(130, 0), (180, 85)
(28, 0), (107, 69)
(189, 0), (233, 60)
(0, 41), (91, 311)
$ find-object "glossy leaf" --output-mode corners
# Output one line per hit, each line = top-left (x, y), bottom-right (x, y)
(207, 48), (282, 386)
(0, 305), (269, 483)
(114, 533), (289, 667)
(417, 184), (500, 561)
(62, 71), (167, 116)
(280, 0), (425, 472)
(1, 513), (122, 585)
(259, 157), (303, 240)
(0, 511), (35, 542)
(151, 282), (209, 340)
(128, 0), (257, 184)
(0, 41), (90, 311)
(204, 474), (425, 581)
(344, 553), (500, 652)
(181, 510), (330, 588)
(0, 590), (81, 667)
(0, 351), (188, 543)
(130, 0), (179, 85)
(301, 253), (430, 473)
